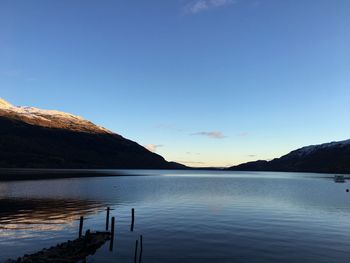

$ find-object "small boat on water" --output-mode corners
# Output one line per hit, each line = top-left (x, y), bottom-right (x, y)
(334, 175), (345, 183)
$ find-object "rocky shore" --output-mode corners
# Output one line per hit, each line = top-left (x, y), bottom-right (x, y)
(4, 231), (111, 263)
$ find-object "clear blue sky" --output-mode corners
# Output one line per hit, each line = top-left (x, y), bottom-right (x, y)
(1, 0), (349, 167)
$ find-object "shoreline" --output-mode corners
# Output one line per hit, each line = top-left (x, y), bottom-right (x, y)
(0, 168), (349, 182)
(0, 168), (193, 181)
(0, 169), (124, 181)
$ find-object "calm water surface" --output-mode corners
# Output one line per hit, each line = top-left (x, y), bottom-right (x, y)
(0, 170), (350, 262)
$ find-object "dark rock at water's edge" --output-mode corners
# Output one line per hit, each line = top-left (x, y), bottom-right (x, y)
(4, 231), (111, 263)
(0, 99), (187, 170)
(228, 139), (350, 174)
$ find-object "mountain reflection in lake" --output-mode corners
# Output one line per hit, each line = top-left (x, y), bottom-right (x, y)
(0, 198), (104, 230)
(0, 197), (107, 260)
(0, 171), (350, 263)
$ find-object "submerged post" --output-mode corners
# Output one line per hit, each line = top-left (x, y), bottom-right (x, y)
(79, 216), (84, 238)
(106, 207), (110, 231)
(109, 216), (115, 251)
(138, 235), (143, 263)
(84, 230), (90, 245)
(130, 208), (135, 232)
(134, 239), (138, 263)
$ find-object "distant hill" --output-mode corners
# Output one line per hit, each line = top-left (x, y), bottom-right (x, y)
(0, 98), (186, 169)
(228, 139), (350, 174)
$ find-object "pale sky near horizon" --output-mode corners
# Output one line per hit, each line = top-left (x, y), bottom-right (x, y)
(1, 0), (349, 167)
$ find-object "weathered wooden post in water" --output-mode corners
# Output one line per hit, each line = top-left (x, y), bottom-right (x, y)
(79, 216), (84, 238)
(109, 216), (115, 251)
(138, 235), (143, 263)
(134, 239), (138, 263)
(130, 208), (135, 231)
(106, 207), (110, 231)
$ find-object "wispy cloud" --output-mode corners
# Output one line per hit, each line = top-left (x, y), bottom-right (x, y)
(237, 132), (249, 137)
(184, 0), (237, 14)
(191, 131), (227, 139)
(144, 144), (164, 152)
(186, 152), (201, 155)
(248, 154), (256, 158)
(176, 160), (205, 165)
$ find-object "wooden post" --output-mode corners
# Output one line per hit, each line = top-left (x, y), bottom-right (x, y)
(138, 235), (143, 263)
(79, 216), (84, 238)
(111, 216), (115, 239)
(84, 229), (90, 245)
(130, 208), (135, 232)
(134, 239), (138, 263)
(106, 207), (110, 231)
(109, 216), (115, 251)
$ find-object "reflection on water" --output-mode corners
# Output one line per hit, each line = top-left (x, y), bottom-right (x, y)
(0, 196), (107, 260)
(0, 171), (350, 263)
(0, 198), (104, 230)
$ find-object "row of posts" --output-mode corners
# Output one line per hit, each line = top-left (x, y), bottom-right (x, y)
(78, 213), (117, 240)
(79, 207), (135, 237)
(78, 207), (141, 260)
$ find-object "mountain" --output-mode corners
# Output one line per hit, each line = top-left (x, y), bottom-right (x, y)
(228, 139), (350, 174)
(0, 98), (112, 134)
(0, 98), (186, 169)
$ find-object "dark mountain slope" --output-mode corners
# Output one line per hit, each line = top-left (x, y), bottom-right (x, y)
(228, 140), (350, 174)
(0, 99), (185, 169)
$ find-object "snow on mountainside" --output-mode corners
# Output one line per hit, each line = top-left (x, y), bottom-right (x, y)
(0, 98), (13, 108)
(0, 98), (112, 134)
(290, 139), (350, 157)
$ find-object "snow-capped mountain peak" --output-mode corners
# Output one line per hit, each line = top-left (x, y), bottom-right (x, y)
(0, 98), (112, 134)
(291, 139), (350, 157)
(0, 98), (14, 108)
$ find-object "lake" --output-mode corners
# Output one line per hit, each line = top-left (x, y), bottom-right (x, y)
(0, 170), (350, 262)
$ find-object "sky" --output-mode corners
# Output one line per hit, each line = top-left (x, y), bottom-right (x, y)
(0, 0), (349, 167)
